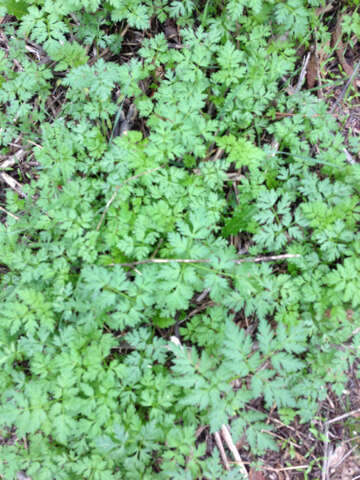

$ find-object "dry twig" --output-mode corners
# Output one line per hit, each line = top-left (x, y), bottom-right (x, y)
(220, 424), (248, 478)
(168, 339), (245, 475)
(0, 148), (26, 170)
(322, 423), (330, 480)
(294, 52), (311, 93)
(262, 464), (309, 472)
(214, 431), (230, 471)
(343, 148), (356, 165)
(332, 13), (355, 78)
(0, 206), (19, 220)
(326, 408), (360, 425)
(0, 172), (26, 198)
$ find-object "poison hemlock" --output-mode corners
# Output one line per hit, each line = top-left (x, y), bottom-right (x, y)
(0, 0), (359, 478)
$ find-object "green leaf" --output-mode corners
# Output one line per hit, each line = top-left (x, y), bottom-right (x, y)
(1, 0), (28, 18)
(217, 134), (265, 168)
(153, 316), (175, 328)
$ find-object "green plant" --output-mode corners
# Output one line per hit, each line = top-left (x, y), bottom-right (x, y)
(0, 0), (359, 478)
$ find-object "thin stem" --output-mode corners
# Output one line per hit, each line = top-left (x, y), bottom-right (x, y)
(109, 253), (301, 268)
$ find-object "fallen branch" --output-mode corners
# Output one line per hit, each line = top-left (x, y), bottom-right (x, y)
(321, 423), (330, 480)
(0, 206), (19, 220)
(220, 424), (248, 478)
(214, 431), (230, 471)
(332, 13), (354, 78)
(237, 253), (301, 263)
(294, 52), (311, 93)
(0, 172), (27, 198)
(0, 148), (27, 170)
(262, 464), (309, 472)
(325, 408), (360, 425)
(343, 147), (356, 165)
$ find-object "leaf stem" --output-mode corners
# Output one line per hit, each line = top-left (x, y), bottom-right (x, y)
(108, 253), (301, 268)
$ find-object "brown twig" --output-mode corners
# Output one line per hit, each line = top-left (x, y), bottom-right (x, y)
(220, 424), (248, 478)
(295, 52), (311, 93)
(169, 341), (247, 475)
(322, 423), (330, 480)
(262, 464), (309, 472)
(325, 408), (360, 425)
(0, 172), (26, 198)
(343, 148), (356, 165)
(226, 172), (245, 181)
(214, 431), (230, 470)
(0, 157), (17, 170)
(211, 147), (224, 162)
(0, 148), (27, 170)
(151, 238), (164, 259)
(333, 13), (354, 78)
(0, 206), (19, 220)
(315, 2), (334, 16)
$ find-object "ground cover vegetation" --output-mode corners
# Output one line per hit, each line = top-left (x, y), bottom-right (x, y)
(0, 0), (359, 478)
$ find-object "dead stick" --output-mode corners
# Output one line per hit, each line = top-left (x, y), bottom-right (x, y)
(326, 408), (360, 425)
(0, 148), (27, 170)
(0, 172), (27, 198)
(262, 464), (309, 472)
(0, 206), (19, 220)
(220, 425), (248, 478)
(295, 52), (311, 93)
(333, 13), (354, 77)
(237, 253), (301, 263)
(214, 431), (230, 471)
(321, 423), (330, 480)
